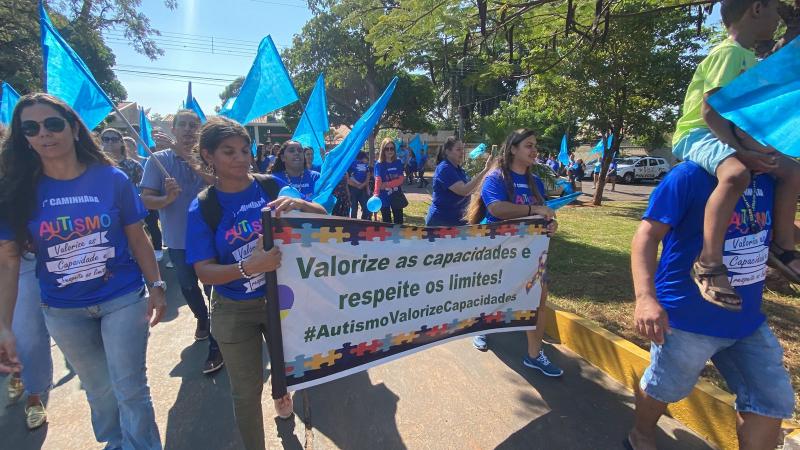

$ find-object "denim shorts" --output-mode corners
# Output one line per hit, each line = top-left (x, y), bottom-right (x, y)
(673, 128), (736, 176)
(640, 323), (795, 419)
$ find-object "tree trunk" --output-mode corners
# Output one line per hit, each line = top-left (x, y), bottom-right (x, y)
(592, 119), (624, 206)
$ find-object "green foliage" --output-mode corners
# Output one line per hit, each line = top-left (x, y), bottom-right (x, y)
(219, 76), (245, 105)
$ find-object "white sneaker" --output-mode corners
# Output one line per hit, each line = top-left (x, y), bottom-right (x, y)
(166, 261), (174, 269)
(154, 250), (164, 262)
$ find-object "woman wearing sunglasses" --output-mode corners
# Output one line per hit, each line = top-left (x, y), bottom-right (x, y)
(373, 138), (407, 224)
(269, 141), (320, 201)
(0, 93), (165, 449)
(101, 128), (144, 187)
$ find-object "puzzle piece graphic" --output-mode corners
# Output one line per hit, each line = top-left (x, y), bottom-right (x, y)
(457, 318), (477, 330)
(392, 332), (418, 345)
(307, 350), (342, 369)
(388, 225), (404, 243)
(527, 224), (546, 235)
(351, 340), (383, 357)
(457, 227), (471, 240)
(484, 311), (504, 324)
(503, 308), (514, 324)
(401, 227), (426, 240)
(273, 227), (301, 245)
(447, 318), (461, 333)
(434, 227), (460, 239)
(425, 324), (448, 337)
(286, 354), (313, 378)
(297, 223), (318, 247)
(468, 226), (489, 238)
(358, 226), (392, 242)
(313, 226), (350, 243)
(377, 334), (394, 352)
(513, 310), (536, 321)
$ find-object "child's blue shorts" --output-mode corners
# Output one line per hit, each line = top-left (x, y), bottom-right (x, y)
(673, 128), (736, 176)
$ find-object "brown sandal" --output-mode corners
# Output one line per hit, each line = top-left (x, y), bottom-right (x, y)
(768, 244), (800, 284)
(691, 260), (742, 312)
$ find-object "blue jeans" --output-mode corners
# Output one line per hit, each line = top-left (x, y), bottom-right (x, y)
(167, 248), (218, 352)
(12, 255), (53, 395)
(43, 289), (161, 450)
(349, 186), (369, 220)
(641, 323), (795, 419)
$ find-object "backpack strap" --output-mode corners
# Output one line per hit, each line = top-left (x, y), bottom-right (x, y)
(197, 185), (223, 232)
(252, 173), (282, 200)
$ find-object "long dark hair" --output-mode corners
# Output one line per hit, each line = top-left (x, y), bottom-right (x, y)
(0, 93), (113, 250)
(436, 136), (460, 164)
(268, 140), (302, 174)
(465, 129), (545, 224)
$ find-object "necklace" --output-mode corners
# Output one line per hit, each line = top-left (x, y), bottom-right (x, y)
(740, 176), (759, 233)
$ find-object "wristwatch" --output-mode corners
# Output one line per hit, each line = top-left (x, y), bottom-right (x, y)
(149, 280), (167, 291)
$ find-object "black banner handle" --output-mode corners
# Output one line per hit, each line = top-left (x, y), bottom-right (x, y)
(261, 207), (287, 399)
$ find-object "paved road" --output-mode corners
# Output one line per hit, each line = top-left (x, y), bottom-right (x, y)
(1, 254), (712, 450)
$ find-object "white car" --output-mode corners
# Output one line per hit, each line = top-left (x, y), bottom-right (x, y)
(616, 157), (670, 184)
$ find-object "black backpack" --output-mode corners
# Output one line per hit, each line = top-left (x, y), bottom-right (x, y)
(197, 173), (282, 232)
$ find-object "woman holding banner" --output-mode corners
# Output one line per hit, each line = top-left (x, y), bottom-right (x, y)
(465, 129), (563, 377)
(425, 137), (493, 226)
(0, 93), (165, 448)
(269, 141), (320, 201)
(374, 138), (407, 224)
(187, 117), (325, 450)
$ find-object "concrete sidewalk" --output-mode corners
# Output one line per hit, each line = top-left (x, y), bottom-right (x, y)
(0, 260), (713, 450)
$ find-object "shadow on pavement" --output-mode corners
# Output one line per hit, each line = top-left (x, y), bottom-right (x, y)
(304, 370), (405, 450)
(486, 332), (711, 450)
(163, 344), (242, 450)
(0, 387), (49, 450)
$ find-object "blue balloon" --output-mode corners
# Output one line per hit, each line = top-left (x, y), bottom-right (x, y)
(278, 186), (303, 199)
(367, 196), (382, 213)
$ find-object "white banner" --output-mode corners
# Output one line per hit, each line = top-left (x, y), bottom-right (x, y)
(272, 214), (550, 391)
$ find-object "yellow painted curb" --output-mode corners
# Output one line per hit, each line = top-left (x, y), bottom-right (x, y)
(539, 305), (797, 450)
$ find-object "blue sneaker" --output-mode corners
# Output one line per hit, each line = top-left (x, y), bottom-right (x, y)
(523, 350), (563, 377)
(472, 335), (488, 351)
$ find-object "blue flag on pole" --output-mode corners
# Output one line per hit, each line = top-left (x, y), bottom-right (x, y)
(292, 73), (329, 167)
(546, 192), (584, 210)
(708, 37), (800, 157)
(185, 82), (207, 123)
(313, 77), (399, 211)
(558, 134), (570, 166)
(468, 143), (487, 160)
(589, 134), (614, 156)
(0, 81), (21, 125)
(220, 36), (299, 125)
(409, 134), (423, 166)
(137, 107), (155, 158)
(251, 139), (258, 157)
(39, 1), (113, 130)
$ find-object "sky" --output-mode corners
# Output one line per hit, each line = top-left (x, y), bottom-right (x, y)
(103, 0), (313, 115)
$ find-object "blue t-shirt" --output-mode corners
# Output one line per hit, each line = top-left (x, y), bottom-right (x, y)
(480, 169), (545, 223)
(547, 159), (559, 173)
(593, 163), (602, 173)
(0, 165), (147, 308)
(271, 170), (320, 201)
(348, 160), (369, 184)
(257, 155), (275, 174)
(427, 160), (470, 226)
(140, 149), (208, 249)
(375, 160), (405, 201)
(644, 162), (772, 339)
(185, 179), (283, 300)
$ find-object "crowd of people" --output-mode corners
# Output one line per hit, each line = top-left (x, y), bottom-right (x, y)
(0, 2), (797, 449)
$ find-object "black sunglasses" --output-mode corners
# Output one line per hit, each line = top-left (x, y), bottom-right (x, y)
(21, 117), (67, 137)
(101, 135), (122, 143)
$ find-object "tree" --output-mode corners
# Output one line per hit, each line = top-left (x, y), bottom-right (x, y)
(218, 76), (245, 106)
(0, 1), (176, 98)
(281, 9), (435, 161)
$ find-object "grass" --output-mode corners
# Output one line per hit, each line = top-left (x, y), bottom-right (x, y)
(405, 199), (800, 419)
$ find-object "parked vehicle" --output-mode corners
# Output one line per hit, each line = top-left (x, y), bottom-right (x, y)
(616, 157), (670, 184)
(584, 157), (639, 179)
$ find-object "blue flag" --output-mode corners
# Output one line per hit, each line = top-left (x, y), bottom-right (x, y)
(251, 139), (258, 157)
(185, 82), (207, 123)
(39, 1), (113, 130)
(546, 192), (583, 210)
(589, 134), (614, 156)
(409, 134), (423, 166)
(292, 74), (329, 167)
(0, 81), (21, 125)
(708, 37), (800, 157)
(468, 143), (487, 160)
(558, 134), (570, 166)
(313, 77), (399, 210)
(220, 36), (298, 125)
(137, 107), (155, 158)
